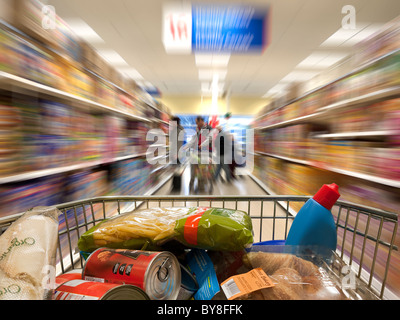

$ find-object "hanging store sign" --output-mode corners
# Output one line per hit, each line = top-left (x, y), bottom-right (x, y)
(163, 3), (270, 54)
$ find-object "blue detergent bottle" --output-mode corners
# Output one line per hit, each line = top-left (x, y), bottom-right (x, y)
(286, 183), (340, 251)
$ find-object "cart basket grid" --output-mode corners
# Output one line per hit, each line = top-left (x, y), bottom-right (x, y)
(0, 195), (397, 300)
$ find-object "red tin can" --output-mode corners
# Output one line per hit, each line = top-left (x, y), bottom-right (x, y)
(82, 248), (181, 300)
(55, 269), (83, 286)
(54, 279), (149, 300)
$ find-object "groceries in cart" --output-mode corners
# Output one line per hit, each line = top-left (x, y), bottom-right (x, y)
(0, 206), (60, 300)
(213, 249), (349, 300)
(78, 206), (254, 252)
(0, 182), (385, 300)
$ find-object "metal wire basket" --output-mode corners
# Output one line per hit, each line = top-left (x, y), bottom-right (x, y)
(0, 195), (397, 300)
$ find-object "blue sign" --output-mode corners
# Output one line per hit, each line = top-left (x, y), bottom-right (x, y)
(191, 4), (270, 53)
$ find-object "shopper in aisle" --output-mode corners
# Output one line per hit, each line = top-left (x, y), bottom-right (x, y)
(170, 116), (185, 165)
(170, 117), (185, 191)
(184, 116), (214, 191)
(214, 126), (233, 183)
(230, 134), (239, 180)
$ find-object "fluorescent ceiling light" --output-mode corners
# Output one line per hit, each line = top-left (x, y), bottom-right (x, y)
(281, 71), (319, 82)
(195, 54), (230, 67)
(263, 82), (289, 97)
(212, 73), (219, 88)
(118, 68), (144, 80)
(297, 52), (348, 69)
(201, 83), (225, 92)
(97, 49), (129, 67)
(198, 69), (227, 80)
(344, 23), (384, 45)
(297, 52), (330, 68)
(320, 22), (383, 48)
(320, 23), (369, 47)
(201, 82), (210, 91)
(63, 18), (105, 44)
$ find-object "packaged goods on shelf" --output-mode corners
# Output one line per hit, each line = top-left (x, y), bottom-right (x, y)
(0, 24), (150, 121)
(104, 116), (126, 159)
(68, 65), (95, 100)
(111, 158), (151, 196)
(0, 93), (153, 178)
(3, 0), (82, 62)
(0, 27), (21, 74)
(0, 28), (65, 90)
(0, 97), (23, 177)
(354, 16), (400, 65)
(80, 41), (109, 78)
(340, 182), (400, 214)
(93, 78), (116, 106)
(0, 176), (64, 218)
(0, 15), (174, 234)
(126, 121), (150, 154)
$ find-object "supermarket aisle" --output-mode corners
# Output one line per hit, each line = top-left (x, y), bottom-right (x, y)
(154, 166), (293, 243)
(155, 165), (265, 196)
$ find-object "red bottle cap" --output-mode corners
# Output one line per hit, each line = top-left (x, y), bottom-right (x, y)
(313, 183), (340, 210)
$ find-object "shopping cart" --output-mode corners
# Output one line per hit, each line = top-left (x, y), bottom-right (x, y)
(189, 152), (215, 193)
(0, 195), (397, 300)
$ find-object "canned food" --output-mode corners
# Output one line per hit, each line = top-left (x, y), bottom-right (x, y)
(55, 269), (82, 286)
(83, 248), (181, 300)
(54, 280), (150, 300)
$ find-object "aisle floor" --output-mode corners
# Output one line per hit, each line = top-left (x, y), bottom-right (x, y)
(153, 166), (293, 243)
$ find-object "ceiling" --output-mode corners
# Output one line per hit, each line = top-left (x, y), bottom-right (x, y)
(47, 0), (400, 98)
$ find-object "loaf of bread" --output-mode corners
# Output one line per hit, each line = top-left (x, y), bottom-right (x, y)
(244, 252), (320, 277)
(261, 268), (303, 300)
(0, 206), (60, 300)
(241, 251), (346, 300)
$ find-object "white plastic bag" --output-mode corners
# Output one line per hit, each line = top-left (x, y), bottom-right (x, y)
(0, 206), (60, 300)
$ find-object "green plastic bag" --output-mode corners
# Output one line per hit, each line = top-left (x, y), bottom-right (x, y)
(77, 207), (253, 252)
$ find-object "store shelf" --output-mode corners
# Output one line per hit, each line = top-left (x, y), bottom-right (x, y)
(317, 165), (400, 189)
(314, 130), (397, 140)
(255, 151), (310, 166)
(0, 71), (151, 123)
(255, 152), (400, 188)
(255, 112), (326, 130)
(0, 153), (147, 185)
(319, 86), (400, 113)
(256, 86), (400, 132)
(255, 48), (400, 121)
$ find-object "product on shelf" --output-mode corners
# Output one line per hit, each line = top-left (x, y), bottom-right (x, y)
(4, 0), (82, 62)
(93, 77), (116, 106)
(354, 16), (400, 65)
(67, 65), (94, 100)
(0, 10), (173, 236)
